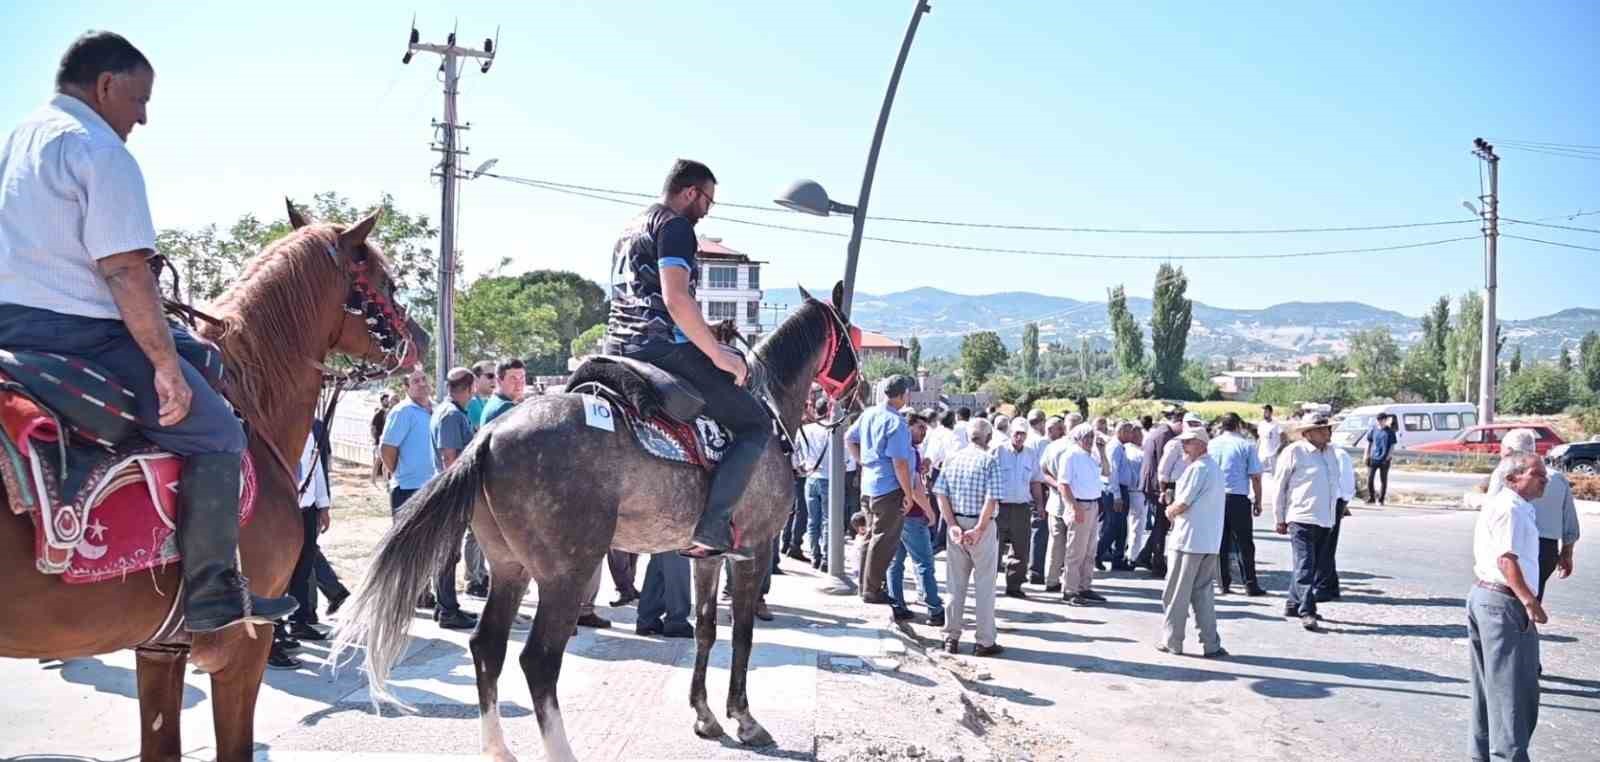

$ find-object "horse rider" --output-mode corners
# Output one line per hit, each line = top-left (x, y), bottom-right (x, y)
(0, 32), (297, 631)
(604, 159), (771, 559)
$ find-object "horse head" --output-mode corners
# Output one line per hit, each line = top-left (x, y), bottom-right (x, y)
(790, 281), (862, 408)
(286, 199), (429, 375)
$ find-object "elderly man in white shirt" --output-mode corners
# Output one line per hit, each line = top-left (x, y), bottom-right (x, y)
(1042, 423), (1110, 605)
(1158, 428), (1228, 657)
(992, 418), (1043, 597)
(1316, 443), (1358, 601)
(1467, 452), (1550, 761)
(1273, 415), (1342, 631)
(1488, 428), (1581, 603)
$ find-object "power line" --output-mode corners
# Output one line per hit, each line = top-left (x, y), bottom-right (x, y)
(1496, 145), (1600, 162)
(1503, 234), (1600, 253)
(481, 171), (1479, 235)
(1490, 137), (1600, 151)
(1503, 218), (1600, 235)
(484, 173), (1482, 262)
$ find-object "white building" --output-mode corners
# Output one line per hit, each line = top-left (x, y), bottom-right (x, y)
(695, 236), (765, 339)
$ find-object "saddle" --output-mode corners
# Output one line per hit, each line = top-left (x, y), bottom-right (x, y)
(0, 349), (257, 584)
(566, 356), (730, 470)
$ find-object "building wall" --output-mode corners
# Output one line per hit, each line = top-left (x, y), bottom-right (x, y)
(697, 260), (763, 334)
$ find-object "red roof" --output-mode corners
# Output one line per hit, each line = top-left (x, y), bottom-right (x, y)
(696, 236), (746, 259)
(858, 330), (905, 349)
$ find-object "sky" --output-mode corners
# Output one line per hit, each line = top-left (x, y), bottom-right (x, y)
(5, 1), (1598, 322)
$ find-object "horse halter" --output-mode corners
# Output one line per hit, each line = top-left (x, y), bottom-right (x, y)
(813, 301), (862, 403)
(325, 240), (414, 379)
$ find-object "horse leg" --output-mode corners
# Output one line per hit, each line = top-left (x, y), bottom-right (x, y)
(688, 556), (724, 739)
(519, 578), (582, 762)
(207, 627), (272, 762)
(727, 545), (774, 747)
(135, 646), (188, 762)
(471, 564), (530, 762)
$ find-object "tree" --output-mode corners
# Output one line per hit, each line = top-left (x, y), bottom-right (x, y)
(862, 356), (916, 386)
(1148, 264), (1192, 398)
(907, 335), (922, 372)
(454, 276), (560, 365)
(1021, 323), (1040, 382)
(1250, 361), (1353, 409)
(1580, 332), (1600, 394)
(1559, 347), (1574, 373)
(1180, 361), (1222, 401)
(1447, 291), (1483, 402)
(1508, 345), (1523, 377)
(1347, 327), (1402, 399)
(1107, 284), (1145, 375)
(1499, 365), (1573, 415)
(959, 332), (1008, 391)
(571, 323), (606, 359)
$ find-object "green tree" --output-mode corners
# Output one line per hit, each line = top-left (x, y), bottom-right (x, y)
(570, 323), (606, 359)
(1021, 323), (1040, 382)
(1149, 264), (1192, 398)
(907, 335), (922, 372)
(1508, 344), (1523, 377)
(1347, 327), (1402, 399)
(1559, 347), (1574, 373)
(1580, 331), (1600, 394)
(1107, 284), (1145, 375)
(959, 331), (1008, 391)
(1448, 292), (1484, 402)
(862, 356), (916, 387)
(454, 276), (560, 365)
(1180, 360), (1222, 401)
(1499, 365), (1573, 414)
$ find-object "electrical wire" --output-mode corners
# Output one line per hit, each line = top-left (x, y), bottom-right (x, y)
(1490, 138), (1600, 151)
(483, 174), (1482, 262)
(1503, 218), (1600, 235)
(1496, 145), (1600, 162)
(1503, 234), (1600, 253)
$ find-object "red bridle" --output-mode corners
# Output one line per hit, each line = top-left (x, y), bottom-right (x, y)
(813, 304), (862, 402)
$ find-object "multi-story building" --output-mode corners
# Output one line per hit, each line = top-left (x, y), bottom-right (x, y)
(695, 236), (765, 339)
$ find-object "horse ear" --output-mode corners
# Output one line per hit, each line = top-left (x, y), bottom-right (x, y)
(797, 284), (815, 303)
(831, 281), (846, 311)
(286, 198), (310, 230)
(339, 210), (382, 250)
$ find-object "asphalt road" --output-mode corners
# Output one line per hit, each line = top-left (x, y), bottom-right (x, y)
(1384, 469), (1489, 498)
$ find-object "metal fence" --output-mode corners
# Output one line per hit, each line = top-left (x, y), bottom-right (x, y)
(330, 389), (385, 465)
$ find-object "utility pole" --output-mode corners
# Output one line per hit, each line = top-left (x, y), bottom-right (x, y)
(762, 301), (789, 333)
(402, 19), (497, 394)
(1471, 138), (1499, 424)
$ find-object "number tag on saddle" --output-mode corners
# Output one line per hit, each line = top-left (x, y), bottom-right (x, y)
(581, 394), (615, 432)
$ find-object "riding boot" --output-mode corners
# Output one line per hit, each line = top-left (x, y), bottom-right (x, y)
(179, 453), (299, 632)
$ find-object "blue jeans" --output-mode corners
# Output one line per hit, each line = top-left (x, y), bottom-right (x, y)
(1096, 490), (1127, 563)
(887, 514), (943, 615)
(638, 552), (691, 629)
(1285, 522), (1330, 617)
(805, 477), (830, 563)
(1030, 509), (1049, 579)
(782, 476), (807, 552)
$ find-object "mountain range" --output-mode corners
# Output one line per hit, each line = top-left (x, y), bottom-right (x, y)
(761, 287), (1600, 365)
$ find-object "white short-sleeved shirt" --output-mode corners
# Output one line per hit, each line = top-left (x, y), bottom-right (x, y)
(0, 95), (157, 319)
(1169, 455), (1226, 554)
(1257, 419), (1283, 463)
(1473, 488), (1541, 597)
(298, 430), (330, 509)
(1042, 441), (1103, 509)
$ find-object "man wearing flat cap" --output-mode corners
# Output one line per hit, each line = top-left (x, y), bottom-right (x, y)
(1273, 414), (1342, 631)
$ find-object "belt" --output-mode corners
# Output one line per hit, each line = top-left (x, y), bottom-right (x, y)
(1474, 580), (1517, 599)
(1073, 498), (1099, 505)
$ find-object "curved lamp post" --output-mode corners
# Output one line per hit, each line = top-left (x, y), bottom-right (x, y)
(777, 0), (931, 590)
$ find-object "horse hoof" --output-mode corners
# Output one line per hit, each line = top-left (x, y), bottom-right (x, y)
(738, 723), (775, 747)
(482, 752), (519, 762)
(694, 717), (726, 739)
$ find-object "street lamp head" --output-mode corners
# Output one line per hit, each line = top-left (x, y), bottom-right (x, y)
(775, 179), (857, 217)
(471, 158), (499, 179)
(1462, 200), (1480, 215)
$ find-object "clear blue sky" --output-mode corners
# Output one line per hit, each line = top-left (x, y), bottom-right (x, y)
(6, 1), (1597, 319)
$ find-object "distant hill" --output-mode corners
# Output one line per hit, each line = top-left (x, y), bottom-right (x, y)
(760, 287), (1597, 364)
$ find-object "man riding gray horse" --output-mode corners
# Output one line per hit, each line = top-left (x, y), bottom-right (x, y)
(604, 159), (770, 560)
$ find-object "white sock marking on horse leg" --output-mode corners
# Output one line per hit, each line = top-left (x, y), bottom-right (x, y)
(539, 697), (576, 762)
(480, 701), (513, 761)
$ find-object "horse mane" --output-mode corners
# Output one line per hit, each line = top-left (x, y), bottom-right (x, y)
(198, 224), (386, 425)
(751, 299), (830, 393)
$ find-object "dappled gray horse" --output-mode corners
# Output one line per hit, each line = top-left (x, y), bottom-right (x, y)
(332, 284), (861, 762)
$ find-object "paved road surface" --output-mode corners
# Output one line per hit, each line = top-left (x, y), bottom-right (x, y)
(1383, 469), (1489, 498)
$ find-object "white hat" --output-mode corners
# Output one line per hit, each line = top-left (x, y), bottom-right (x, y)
(1009, 418), (1032, 436)
(1178, 428), (1210, 443)
(1182, 412), (1204, 426)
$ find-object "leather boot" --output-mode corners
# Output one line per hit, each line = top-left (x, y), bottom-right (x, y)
(179, 452), (298, 632)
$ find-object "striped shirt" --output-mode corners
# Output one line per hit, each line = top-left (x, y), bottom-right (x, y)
(0, 95), (157, 319)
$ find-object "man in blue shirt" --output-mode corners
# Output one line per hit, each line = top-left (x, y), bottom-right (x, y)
(381, 370), (437, 508)
(1361, 413), (1399, 505)
(604, 159), (769, 560)
(427, 367), (479, 630)
(1208, 413), (1266, 596)
(846, 375), (931, 605)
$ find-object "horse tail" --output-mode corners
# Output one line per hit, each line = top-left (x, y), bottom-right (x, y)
(329, 432), (491, 710)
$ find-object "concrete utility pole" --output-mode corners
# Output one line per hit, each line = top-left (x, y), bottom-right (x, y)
(1471, 138), (1499, 424)
(403, 20), (497, 394)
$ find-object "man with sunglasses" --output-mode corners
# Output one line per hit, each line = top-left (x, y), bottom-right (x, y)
(605, 159), (769, 560)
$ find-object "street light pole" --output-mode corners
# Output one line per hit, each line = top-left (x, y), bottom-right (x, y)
(1472, 138), (1499, 423)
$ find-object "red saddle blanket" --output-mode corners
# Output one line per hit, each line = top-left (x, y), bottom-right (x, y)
(0, 388), (257, 584)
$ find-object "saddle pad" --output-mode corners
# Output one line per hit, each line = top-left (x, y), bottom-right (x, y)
(577, 389), (729, 469)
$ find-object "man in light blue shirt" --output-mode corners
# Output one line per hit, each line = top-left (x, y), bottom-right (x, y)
(381, 369), (438, 511)
(1208, 413), (1265, 596)
(846, 375), (930, 605)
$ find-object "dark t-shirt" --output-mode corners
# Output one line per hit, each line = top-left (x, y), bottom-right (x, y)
(605, 203), (699, 355)
(1366, 425), (1398, 462)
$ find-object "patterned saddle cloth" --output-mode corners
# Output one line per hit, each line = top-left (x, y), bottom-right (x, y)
(0, 351), (256, 584)
(565, 357), (730, 470)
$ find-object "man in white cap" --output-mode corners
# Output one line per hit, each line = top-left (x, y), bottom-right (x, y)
(1273, 414), (1341, 631)
(992, 417), (1042, 597)
(1158, 427), (1227, 657)
(1042, 422), (1110, 604)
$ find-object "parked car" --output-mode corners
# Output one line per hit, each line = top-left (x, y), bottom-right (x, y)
(1411, 423), (1565, 456)
(1550, 440), (1600, 476)
(1332, 402), (1478, 451)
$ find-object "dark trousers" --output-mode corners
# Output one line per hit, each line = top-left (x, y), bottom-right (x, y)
(862, 489), (907, 598)
(1029, 509), (1049, 579)
(782, 475), (807, 553)
(928, 468), (947, 554)
(287, 509), (320, 626)
(391, 487), (460, 614)
(1314, 501), (1346, 598)
(637, 552), (691, 629)
(310, 549), (348, 624)
(1095, 492), (1127, 564)
(1139, 489), (1172, 575)
(996, 503), (1032, 592)
(625, 343), (771, 550)
(1366, 459), (1391, 503)
(1536, 538), (1560, 603)
(1218, 494), (1259, 590)
(1286, 522), (1331, 617)
(607, 549), (639, 597)
(1467, 585), (1540, 761)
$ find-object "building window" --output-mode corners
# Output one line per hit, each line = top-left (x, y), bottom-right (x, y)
(707, 301), (738, 321)
(746, 301), (760, 324)
(707, 266), (738, 289)
(747, 265), (760, 290)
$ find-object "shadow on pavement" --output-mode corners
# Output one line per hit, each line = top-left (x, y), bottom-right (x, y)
(47, 656), (206, 710)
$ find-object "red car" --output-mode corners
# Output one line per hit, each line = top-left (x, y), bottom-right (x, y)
(1412, 423), (1565, 456)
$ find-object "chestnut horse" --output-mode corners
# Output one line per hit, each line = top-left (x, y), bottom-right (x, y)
(0, 203), (426, 762)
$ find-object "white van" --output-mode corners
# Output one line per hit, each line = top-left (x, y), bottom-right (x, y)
(1332, 403), (1479, 451)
